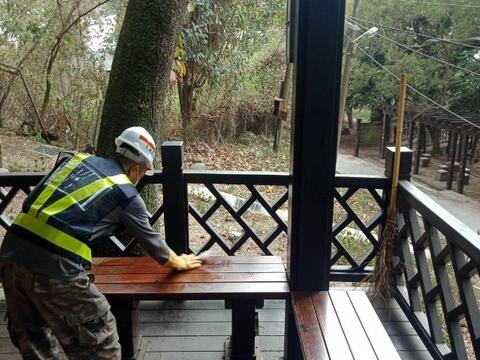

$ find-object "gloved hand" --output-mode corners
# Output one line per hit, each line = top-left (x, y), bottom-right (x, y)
(165, 249), (202, 271)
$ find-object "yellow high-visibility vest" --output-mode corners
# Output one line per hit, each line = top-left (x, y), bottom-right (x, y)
(11, 153), (136, 266)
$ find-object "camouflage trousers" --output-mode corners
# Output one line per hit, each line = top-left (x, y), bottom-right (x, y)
(1, 263), (121, 360)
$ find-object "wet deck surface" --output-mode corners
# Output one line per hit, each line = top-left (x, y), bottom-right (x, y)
(0, 290), (433, 359)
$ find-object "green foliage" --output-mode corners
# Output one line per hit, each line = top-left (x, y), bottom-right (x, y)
(0, 0), (124, 148)
(347, 0), (480, 119)
(175, 0), (286, 124)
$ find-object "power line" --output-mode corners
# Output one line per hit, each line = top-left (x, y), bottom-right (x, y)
(349, 17), (480, 77)
(345, 33), (480, 130)
(347, 15), (480, 51)
(396, 0), (480, 8)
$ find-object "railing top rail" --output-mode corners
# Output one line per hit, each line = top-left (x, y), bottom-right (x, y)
(0, 172), (47, 186)
(335, 174), (389, 188)
(0, 171), (389, 187)
(399, 180), (480, 263)
(184, 170), (290, 185)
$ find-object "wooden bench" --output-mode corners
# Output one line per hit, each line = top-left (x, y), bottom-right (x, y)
(92, 256), (289, 360)
(292, 290), (400, 360)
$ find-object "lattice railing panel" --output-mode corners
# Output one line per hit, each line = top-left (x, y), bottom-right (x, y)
(188, 183), (288, 256)
(394, 181), (480, 359)
(331, 185), (387, 274)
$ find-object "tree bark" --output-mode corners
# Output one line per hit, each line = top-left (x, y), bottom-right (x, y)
(97, 0), (187, 155)
(95, 0), (187, 256)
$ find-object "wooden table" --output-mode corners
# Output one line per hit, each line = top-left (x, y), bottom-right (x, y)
(92, 256), (289, 360)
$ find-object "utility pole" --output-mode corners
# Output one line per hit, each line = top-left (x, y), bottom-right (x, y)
(337, 0), (360, 151)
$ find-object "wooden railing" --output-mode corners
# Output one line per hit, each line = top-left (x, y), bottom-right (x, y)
(394, 180), (480, 359)
(0, 143), (479, 359)
(0, 170), (388, 282)
(0, 142), (389, 282)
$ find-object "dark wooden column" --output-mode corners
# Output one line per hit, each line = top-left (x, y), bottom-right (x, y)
(407, 118), (415, 149)
(354, 118), (362, 157)
(446, 129), (458, 190)
(162, 141), (189, 254)
(287, 0), (345, 294)
(380, 112), (390, 158)
(285, 0), (345, 358)
(456, 132), (464, 163)
(457, 130), (469, 194)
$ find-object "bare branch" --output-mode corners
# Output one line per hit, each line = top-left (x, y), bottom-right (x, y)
(51, 0), (111, 56)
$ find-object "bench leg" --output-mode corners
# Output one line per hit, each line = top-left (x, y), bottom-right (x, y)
(109, 299), (141, 360)
(229, 299), (258, 360)
(285, 299), (302, 360)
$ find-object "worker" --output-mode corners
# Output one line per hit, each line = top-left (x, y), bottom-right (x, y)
(0, 126), (201, 359)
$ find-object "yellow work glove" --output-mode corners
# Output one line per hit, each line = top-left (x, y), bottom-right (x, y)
(165, 249), (202, 271)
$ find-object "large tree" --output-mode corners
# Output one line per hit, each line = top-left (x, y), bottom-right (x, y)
(97, 0), (188, 155)
(95, 0), (187, 255)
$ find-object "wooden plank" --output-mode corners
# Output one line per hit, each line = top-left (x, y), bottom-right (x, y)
(93, 263), (286, 275)
(93, 256), (284, 266)
(146, 335), (226, 352)
(139, 308), (285, 323)
(144, 352), (224, 360)
(139, 299), (286, 310)
(291, 292), (329, 360)
(329, 290), (377, 360)
(390, 336), (430, 351)
(144, 335), (284, 352)
(99, 282), (289, 299)
(382, 322), (417, 336)
(140, 309), (230, 323)
(375, 308), (410, 322)
(347, 291), (400, 359)
(144, 351), (286, 360)
(95, 272), (287, 284)
(139, 300), (226, 310)
(311, 292), (353, 360)
(140, 321), (285, 336)
(397, 350), (433, 360)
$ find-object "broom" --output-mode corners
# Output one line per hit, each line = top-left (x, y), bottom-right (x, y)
(368, 73), (408, 302)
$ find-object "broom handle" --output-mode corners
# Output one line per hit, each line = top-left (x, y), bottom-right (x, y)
(389, 74), (408, 216)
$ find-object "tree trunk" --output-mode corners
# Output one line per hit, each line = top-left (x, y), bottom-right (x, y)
(347, 108), (353, 129)
(430, 127), (441, 155)
(178, 58), (196, 128)
(95, 0), (187, 256)
(97, 0), (187, 155)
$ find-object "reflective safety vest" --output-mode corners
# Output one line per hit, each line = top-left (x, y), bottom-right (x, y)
(11, 153), (138, 267)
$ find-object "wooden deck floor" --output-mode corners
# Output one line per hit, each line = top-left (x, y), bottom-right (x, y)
(0, 289), (433, 360)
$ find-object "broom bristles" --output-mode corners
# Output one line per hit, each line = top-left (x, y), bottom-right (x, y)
(366, 219), (398, 302)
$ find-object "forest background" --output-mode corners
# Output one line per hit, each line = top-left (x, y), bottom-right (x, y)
(0, 0), (479, 162)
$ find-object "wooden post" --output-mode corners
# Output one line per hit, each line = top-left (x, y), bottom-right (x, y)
(414, 123), (425, 174)
(420, 123), (427, 155)
(446, 130), (453, 157)
(457, 130), (469, 194)
(285, 0), (345, 358)
(385, 146), (413, 181)
(456, 132), (464, 163)
(109, 299), (140, 360)
(273, 63), (293, 152)
(470, 137), (479, 165)
(446, 130), (458, 190)
(408, 118), (414, 149)
(381, 114), (391, 159)
(354, 118), (362, 157)
(161, 141), (189, 254)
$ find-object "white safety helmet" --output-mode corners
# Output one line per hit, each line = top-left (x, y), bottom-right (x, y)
(115, 127), (156, 176)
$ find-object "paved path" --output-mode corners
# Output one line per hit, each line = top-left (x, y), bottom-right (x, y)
(336, 154), (480, 233)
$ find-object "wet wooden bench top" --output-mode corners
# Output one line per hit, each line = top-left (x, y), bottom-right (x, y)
(292, 290), (401, 360)
(92, 256), (289, 300)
